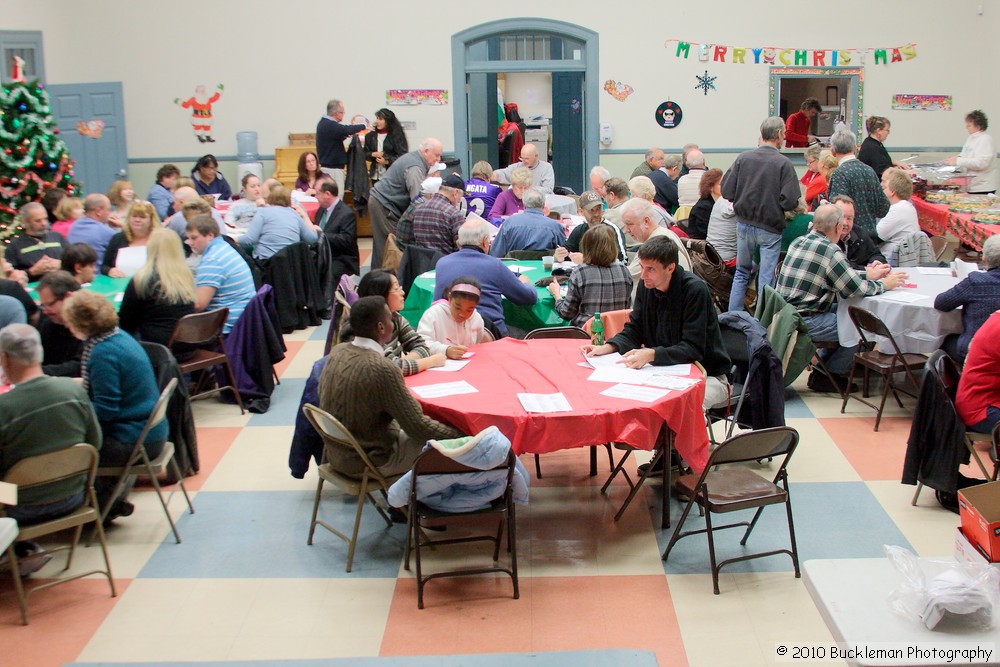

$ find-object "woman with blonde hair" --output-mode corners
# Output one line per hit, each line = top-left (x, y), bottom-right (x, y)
(107, 179), (136, 225)
(52, 196), (84, 238)
(102, 200), (160, 277)
(118, 230), (195, 348)
(486, 166), (531, 220)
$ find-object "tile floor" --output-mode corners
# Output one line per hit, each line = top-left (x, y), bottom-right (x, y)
(0, 242), (980, 667)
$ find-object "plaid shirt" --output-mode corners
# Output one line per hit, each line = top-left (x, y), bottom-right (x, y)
(553, 262), (633, 327)
(412, 193), (464, 254)
(776, 231), (885, 315)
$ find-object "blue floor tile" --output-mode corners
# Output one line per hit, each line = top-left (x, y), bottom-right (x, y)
(139, 491), (406, 579)
(247, 378), (307, 427)
(67, 649), (658, 667)
(309, 318), (331, 341)
(654, 480), (912, 575)
(783, 388), (814, 419)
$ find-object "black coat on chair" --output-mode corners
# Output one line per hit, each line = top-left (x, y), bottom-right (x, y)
(140, 342), (199, 482)
(260, 242), (324, 333)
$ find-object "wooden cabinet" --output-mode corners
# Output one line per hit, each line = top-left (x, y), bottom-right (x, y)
(272, 137), (372, 237)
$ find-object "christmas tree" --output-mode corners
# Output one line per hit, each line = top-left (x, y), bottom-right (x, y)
(0, 61), (81, 242)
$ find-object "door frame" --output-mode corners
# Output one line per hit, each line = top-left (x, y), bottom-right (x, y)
(451, 18), (599, 189)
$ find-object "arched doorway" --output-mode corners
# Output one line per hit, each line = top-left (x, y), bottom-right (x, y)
(452, 19), (599, 194)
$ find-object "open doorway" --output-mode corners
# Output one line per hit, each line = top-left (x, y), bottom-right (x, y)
(452, 19), (598, 194)
(769, 67), (864, 140)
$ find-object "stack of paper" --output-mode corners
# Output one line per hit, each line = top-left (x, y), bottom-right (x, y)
(953, 259), (982, 280)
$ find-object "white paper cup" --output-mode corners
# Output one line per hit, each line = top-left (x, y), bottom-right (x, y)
(542, 255), (554, 270)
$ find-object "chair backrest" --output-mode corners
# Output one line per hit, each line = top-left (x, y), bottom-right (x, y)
(505, 249), (552, 261)
(846, 305), (906, 355)
(337, 274), (360, 306)
(927, 349), (960, 402)
(302, 404), (390, 484)
(524, 326), (590, 340)
(168, 308), (229, 347)
(582, 308), (632, 340)
(720, 324), (751, 366)
(398, 245), (443, 295)
(131, 378), (178, 451)
(2, 443), (98, 496)
(408, 447), (517, 509)
(930, 236), (948, 262)
(707, 426), (799, 469)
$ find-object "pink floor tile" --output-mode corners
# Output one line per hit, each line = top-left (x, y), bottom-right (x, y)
(819, 417), (912, 480)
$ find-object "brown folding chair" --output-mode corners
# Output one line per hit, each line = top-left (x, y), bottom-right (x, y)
(403, 447), (519, 609)
(523, 326), (614, 479)
(94, 378), (194, 544)
(302, 404), (399, 573)
(2, 444), (116, 624)
(167, 308), (245, 414)
(930, 236), (949, 262)
(841, 305), (927, 431)
(661, 426), (800, 594)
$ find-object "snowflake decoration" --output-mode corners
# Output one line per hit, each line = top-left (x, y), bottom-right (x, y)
(695, 70), (717, 96)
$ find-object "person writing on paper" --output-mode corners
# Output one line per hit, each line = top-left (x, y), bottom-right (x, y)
(554, 190), (627, 264)
(486, 166), (531, 221)
(582, 235), (731, 412)
(339, 269), (445, 374)
(549, 226), (632, 328)
(101, 200), (159, 277)
(417, 276), (491, 359)
(319, 295), (463, 478)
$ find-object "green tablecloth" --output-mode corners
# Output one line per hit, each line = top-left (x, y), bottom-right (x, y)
(400, 259), (568, 333)
(26, 274), (130, 311)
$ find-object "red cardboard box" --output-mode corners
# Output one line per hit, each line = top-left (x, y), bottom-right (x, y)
(958, 481), (1000, 563)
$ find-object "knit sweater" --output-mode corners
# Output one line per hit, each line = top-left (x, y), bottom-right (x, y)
(828, 157), (889, 236)
(318, 343), (462, 476)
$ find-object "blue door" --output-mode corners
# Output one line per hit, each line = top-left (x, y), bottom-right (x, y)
(551, 72), (584, 194)
(47, 82), (128, 194)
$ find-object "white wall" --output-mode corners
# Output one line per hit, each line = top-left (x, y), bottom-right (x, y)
(502, 73), (553, 120)
(8, 1), (999, 182)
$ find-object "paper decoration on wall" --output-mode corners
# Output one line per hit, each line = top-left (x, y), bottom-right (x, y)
(570, 98), (582, 114)
(604, 80), (634, 102)
(173, 84), (224, 143)
(695, 71), (717, 96)
(655, 101), (683, 129)
(76, 119), (105, 138)
(891, 94), (952, 111)
(386, 89), (448, 106)
(666, 40), (917, 67)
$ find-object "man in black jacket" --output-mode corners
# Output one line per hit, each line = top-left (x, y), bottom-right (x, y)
(316, 99), (367, 200)
(583, 235), (731, 411)
(832, 195), (888, 271)
(315, 180), (359, 287)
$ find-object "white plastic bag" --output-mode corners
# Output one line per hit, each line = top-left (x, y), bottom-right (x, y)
(884, 544), (999, 630)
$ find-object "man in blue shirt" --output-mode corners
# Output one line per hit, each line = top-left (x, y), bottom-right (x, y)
(186, 215), (256, 333)
(67, 194), (116, 265)
(435, 219), (537, 337)
(489, 188), (566, 258)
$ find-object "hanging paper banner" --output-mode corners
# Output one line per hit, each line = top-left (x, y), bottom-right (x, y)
(386, 89), (448, 106)
(891, 94), (953, 111)
(665, 40), (916, 66)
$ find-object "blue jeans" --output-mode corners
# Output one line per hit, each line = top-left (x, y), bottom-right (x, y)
(969, 405), (1000, 435)
(801, 310), (857, 375)
(728, 222), (782, 312)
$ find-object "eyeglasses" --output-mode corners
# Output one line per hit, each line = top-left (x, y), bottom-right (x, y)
(40, 297), (62, 310)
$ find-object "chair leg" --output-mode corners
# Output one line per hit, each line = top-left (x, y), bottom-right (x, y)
(6, 544), (29, 625)
(533, 454), (542, 479)
(840, 361), (860, 414)
(403, 506), (414, 572)
(911, 482), (923, 506)
(145, 451), (182, 544)
(601, 446), (634, 495)
(661, 492), (700, 561)
(89, 493), (119, 599)
(307, 476), (325, 545)
(492, 517), (503, 562)
(705, 505), (721, 595)
(783, 491), (801, 579)
(739, 506), (767, 546)
(613, 446), (663, 524)
(222, 360), (246, 415)
(509, 503), (519, 600)
(65, 524), (84, 570)
(414, 514), (425, 609)
(345, 481), (368, 573)
(873, 372), (894, 432)
(169, 458), (195, 515)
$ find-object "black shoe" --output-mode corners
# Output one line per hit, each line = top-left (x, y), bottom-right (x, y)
(388, 507), (408, 524)
(935, 489), (959, 514)
(14, 541), (53, 577)
(103, 499), (135, 526)
(637, 451), (683, 477)
(807, 370), (858, 394)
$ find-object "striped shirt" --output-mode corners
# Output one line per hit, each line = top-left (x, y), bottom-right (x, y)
(776, 231), (885, 316)
(195, 236), (256, 332)
(553, 262), (633, 328)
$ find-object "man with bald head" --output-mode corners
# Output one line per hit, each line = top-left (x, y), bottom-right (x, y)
(677, 149), (707, 207)
(631, 147), (665, 179)
(68, 193), (116, 263)
(165, 186), (225, 242)
(493, 144), (555, 195)
(6, 202), (66, 277)
(620, 198), (691, 299)
(369, 137), (443, 269)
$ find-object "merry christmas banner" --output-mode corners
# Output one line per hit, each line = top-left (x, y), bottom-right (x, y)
(665, 40), (916, 67)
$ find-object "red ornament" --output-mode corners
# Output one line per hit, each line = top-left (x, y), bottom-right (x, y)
(3, 148), (10, 155)
(35, 159), (43, 168)
(53, 128), (59, 134)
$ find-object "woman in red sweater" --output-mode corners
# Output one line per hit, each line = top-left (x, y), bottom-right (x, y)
(956, 310), (1000, 434)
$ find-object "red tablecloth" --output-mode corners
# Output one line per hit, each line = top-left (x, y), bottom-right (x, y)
(404, 338), (710, 472)
(912, 196), (1000, 251)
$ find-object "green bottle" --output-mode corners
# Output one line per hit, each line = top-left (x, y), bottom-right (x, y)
(592, 312), (604, 346)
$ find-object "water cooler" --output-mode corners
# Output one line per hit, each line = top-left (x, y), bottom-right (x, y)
(236, 131), (263, 184)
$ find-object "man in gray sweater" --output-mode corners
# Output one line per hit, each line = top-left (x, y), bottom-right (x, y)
(722, 117), (801, 312)
(369, 138), (443, 270)
(319, 296), (461, 477)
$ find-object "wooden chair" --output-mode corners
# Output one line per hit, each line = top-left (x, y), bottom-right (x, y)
(524, 326), (614, 479)
(403, 447), (519, 609)
(2, 444), (116, 624)
(662, 427), (800, 594)
(167, 308), (245, 414)
(841, 306), (927, 431)
(95, 378), (195, 544)
(302, 404), (399, 573)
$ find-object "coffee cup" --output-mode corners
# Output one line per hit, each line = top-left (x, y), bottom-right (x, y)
(542, 255), (554, 270)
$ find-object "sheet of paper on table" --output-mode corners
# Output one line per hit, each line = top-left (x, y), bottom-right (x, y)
(115, 246), (147, 277)
(505, 265), (533, 274)
(600, 383), (671, 403)
(642, 375), (701, 390)
(420, 271), (435, 279)
(0, 481), (16, 505)
(914, 267), (953, 275)
(878, 291), (928, 304)
(114, 292), (124, 303)
(588, 366), (700, 389)
(553, 261), (577, 271)
(517, 392), (573, 413)
(582, 351), (625, 368)
(411, 380), (478, 398)
(953, 259), (982, 280)
(427, 359), (471, 372)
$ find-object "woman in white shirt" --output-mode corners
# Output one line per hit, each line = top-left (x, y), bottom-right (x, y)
(945, 110), (998, 195)
(417, 276), (492, 358)
(876, 169), (920, 260)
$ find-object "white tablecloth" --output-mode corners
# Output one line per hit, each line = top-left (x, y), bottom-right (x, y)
(836, 271), (963, 354)
(545, 194), (578, 216)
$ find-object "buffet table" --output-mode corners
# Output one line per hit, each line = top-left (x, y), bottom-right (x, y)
(912, 195), (1000, 251)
